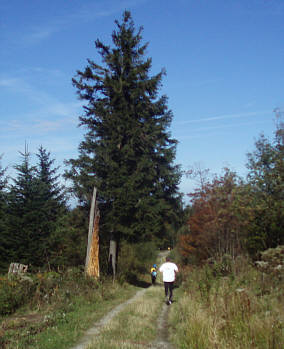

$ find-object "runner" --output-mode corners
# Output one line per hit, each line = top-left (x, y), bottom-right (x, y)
(159, 256), (178, 305)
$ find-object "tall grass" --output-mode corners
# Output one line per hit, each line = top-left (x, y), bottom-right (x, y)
(169, 256), (284, 349)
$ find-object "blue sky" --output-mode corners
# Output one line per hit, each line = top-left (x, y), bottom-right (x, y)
(1, 0), (283, 204)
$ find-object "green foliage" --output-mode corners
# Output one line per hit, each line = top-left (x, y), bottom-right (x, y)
(4, 146), (68, 270)
(0, 275), (35, 315)
(6, 147), (40, 266)
(0, 268), (99, 316)
(117, 241), (157, 283)
(48, 208), (87, 269)
(65, 10), (182, 245)
(246, 129), (284, 255)
(0, 268), (138, 349)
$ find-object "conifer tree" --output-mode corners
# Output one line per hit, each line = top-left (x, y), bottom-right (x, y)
(7, 147), (40, 266)
(0, 156), (10, 272)
(7, 146), (67, 268)
(65, 11), (182, 246)
(36, 145), (66, 214)
(34, 146), (67, 265)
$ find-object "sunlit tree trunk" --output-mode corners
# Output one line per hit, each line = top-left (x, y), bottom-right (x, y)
(85, 187), (100, 278)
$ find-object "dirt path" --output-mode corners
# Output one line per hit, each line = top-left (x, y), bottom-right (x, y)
(70, 251), (175, 349)
(70, 288), (148, 349)
(151, 303), (175, 349)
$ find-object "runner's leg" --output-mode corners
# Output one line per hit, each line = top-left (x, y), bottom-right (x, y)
(169, 282), (174, 301)
(164, 282), (169, 298)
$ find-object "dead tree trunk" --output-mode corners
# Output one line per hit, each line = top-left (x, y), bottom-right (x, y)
(108, 239), (117, 280)
(85, 187), (100, 278)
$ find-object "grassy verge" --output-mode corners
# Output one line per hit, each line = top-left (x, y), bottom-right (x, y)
(0, 275), (139, 349)
(168, 257), (284, 349)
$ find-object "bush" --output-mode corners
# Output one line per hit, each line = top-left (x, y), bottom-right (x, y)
(255, 245), (284, 277)
(0, 275), (34, 315)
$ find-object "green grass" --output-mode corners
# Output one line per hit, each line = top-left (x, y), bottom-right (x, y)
(0, 276), (139, 349)
(0, 250), (169, 348)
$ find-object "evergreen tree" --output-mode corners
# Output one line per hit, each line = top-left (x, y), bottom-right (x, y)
(65, 11), (182, 246)
(36, 145), (66, 215)
(7, 147), (41, 266)
(0, 155), (10, 272)
(34, 145), (67, 266)
(7, 146), (67, 269)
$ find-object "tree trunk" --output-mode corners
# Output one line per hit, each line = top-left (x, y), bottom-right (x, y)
(85, 187), (100, 278)
(108, 239), (117, 279)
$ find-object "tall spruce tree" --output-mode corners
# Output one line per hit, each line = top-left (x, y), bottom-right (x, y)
(65, 11), (182, 247)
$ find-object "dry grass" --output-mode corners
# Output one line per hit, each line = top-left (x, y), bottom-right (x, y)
(169, 259), (284, 349)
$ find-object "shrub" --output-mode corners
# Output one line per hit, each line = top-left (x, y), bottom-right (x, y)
(255, 245), (284, 278)
(0, 275), (34, 315)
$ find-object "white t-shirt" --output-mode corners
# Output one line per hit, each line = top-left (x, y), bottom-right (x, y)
(159, 262), (178, 282)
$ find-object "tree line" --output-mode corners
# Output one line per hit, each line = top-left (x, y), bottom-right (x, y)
(178, 118), (284, 262)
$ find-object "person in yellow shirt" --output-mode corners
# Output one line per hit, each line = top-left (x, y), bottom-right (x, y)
(150, 264), (157, 285)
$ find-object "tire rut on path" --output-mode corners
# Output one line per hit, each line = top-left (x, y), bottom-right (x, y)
(150, 302), (175, 349)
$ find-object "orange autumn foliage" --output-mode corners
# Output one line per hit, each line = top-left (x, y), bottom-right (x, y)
(179, 168), (246, 261)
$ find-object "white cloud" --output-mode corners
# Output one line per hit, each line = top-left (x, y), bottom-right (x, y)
(177, 110), (271, 125)
(0, 74), (82, 136)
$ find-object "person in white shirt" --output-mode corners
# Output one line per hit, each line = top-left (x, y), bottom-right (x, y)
(159, 256), (178, 304)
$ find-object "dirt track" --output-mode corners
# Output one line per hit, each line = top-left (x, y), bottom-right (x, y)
(70, 251), (175, 349)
